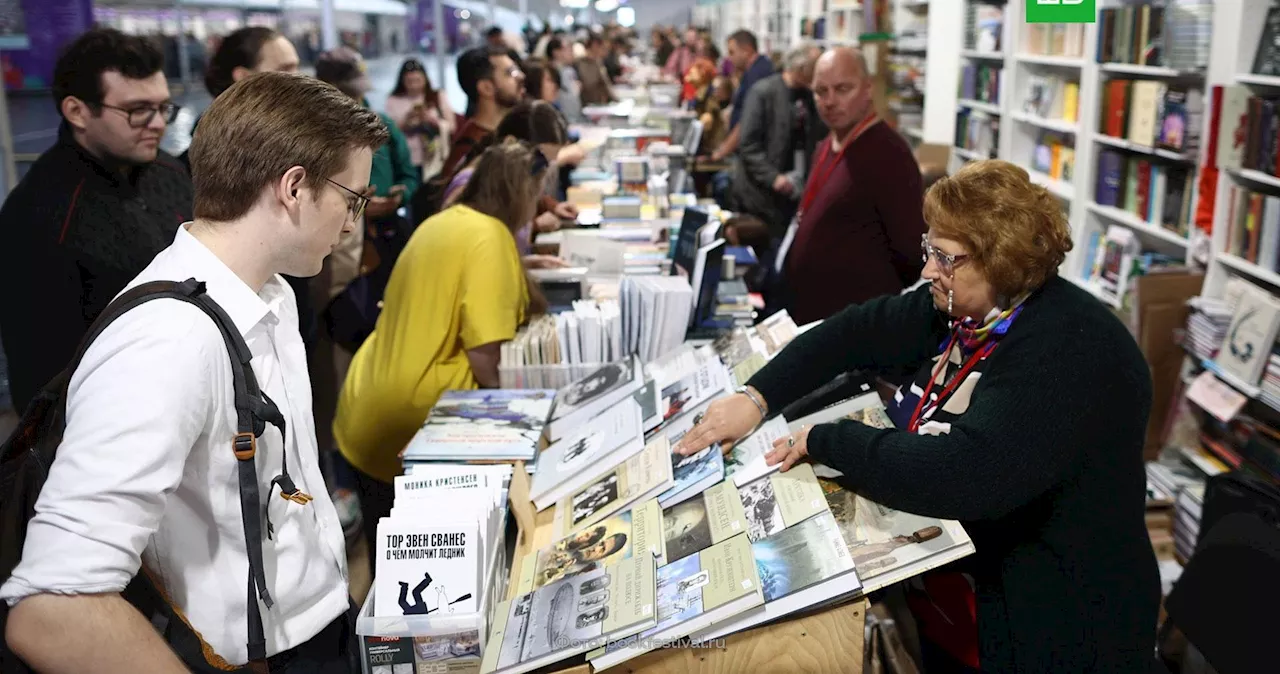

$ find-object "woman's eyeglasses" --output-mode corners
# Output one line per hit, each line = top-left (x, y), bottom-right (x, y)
(326, 178), (370, 222)
(921, 234), (971, 277)
(98, 101), (180, 128)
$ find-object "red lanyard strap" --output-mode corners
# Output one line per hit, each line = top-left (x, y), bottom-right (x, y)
(798, 116), (881, 218)
(908, 336), (996, 433)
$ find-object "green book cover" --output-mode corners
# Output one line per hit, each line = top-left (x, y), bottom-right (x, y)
(631, 498), (664, 562)
(739, 463), (830, 542)
(479, 600), (511, 674)
(704, 480), (748, 543)
(700, 533), (762, 611)
(603, 554), (658, 634)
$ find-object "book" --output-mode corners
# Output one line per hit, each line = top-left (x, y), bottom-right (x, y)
(820, 478), (975, 593)
(480, 554), (658, 674)
(724, 416), (792, 487)
(691, 510), (861, 643)
(737, 463), (829, 542)
(662, 480), (748, 564)
(550, 435), (677, 538)
(546, 357), (644, 441)
(1217, 284), (1280, 386)
(374, 518), (482, 619)
(786, 392), (895, 478)
(589, 534), (764, 671)
(530, 398), (646, 511)
(403, 389), (555, 462)
(532, 501), (664, 589)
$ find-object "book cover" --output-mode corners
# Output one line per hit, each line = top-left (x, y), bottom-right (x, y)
(484, 555), (656, 674)
(655, 441), (726, 509)
(820, 478), (975, 593)
(532, 501), (662, 589)
(547, 357), (643, 440)
(738, 464), (829, 542)
(1217, 285), (1280, 386)
(724, 416), (791, 487)
(530, 398), (645, 510)
(374, 519), (480, 618)
(590, 534), (763, 670)
(552, 436), (675, 537)
(404, 389), (555, 461)
(662, 480), (748, 564)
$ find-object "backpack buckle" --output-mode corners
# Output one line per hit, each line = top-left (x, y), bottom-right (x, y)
(281, 490), (314, 505)
(232, 432), (256, 460)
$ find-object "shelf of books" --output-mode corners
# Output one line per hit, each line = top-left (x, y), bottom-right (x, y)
(1144, 0), (1280, 550)
(887, 0), (930, 144)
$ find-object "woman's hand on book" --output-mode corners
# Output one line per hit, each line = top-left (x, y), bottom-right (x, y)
(672, 392), (762, 457)
(765, 426), (811, 473)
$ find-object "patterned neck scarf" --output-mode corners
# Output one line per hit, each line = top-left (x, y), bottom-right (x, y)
(948, 301), (1026, 356)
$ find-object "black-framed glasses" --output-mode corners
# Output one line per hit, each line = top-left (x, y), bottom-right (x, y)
(326, 178), (370, 222)
(97, 101), (180, 128)
(921, 234), (971, 277)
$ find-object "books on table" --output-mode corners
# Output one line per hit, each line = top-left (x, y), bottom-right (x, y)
(820, 477), (975, 594)
(480, 554), (658, 674)
(403, 389), (555, 462)
(531, 501), (664, 590)
(661, 480), (747, 563)
(723, 416), (791, 487)
(588, 534), (764, 671)
(546, 356), (644, 442)
(787, 391), (896, 478)
(530, 398), (646, 511)
(549, 435), (677, 539)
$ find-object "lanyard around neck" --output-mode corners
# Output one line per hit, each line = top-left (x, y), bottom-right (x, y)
(798, 115), (880, 219)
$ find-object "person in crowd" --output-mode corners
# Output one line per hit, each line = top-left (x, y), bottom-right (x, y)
(522, 61), (588, 202)
(191, 27), (319, 353)
(0, 28), (192, 415)
(664, 27), (698, 80)
(675, 159), (1161, 674)
(188, 26), (300, 161)
(334, 141), (551, 572)
(384, 58), (456, 182)
(778, 47), (925, 323)
(576, 34), (616, 106)
(441, 100), (572, 265)
(708, 29), (775, 163)
(485, 26), (506, 50)
(604, 36), (627, 82)
(652, 28), (675, 69)
(547, 37), (582, 121)
(2, 70), (387, 674)
(442, 46), (524, 178)
(315, 47), (418, 228)
(728, 48), (824, 237)
(524, 59), (562, 105)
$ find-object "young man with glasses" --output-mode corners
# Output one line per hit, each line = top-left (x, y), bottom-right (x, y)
(2, 71), (389, 673)
(0, 28), (194, 415)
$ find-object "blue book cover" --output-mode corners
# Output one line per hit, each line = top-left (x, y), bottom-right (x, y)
(1097, 150), (1123, 207)
(403, 389), (555, 461)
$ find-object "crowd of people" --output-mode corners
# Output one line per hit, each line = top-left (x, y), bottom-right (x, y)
(0, 17), (1160, 674)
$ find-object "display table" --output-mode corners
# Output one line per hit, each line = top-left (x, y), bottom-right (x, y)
(504, 463), (868, 674)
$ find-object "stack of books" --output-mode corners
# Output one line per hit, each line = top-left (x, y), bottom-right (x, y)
(362, 464), (516, 673)
(401, 390), (555, 465)
(1261, 350), (1280, 410)
(1185, 296), (1233, 361)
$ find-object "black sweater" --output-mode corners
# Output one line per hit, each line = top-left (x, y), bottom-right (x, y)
(749, 277), (1161, 673)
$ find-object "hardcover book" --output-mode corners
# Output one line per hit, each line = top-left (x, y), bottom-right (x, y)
(661, 480), (748, 564)
(403, 389), (555, 462)
(737, 464), (830, 542)
(530, 398), (646, 511)
(532, 501), (664, 590)
(550, 435), (676, 538)
(546, 357), (644, 441)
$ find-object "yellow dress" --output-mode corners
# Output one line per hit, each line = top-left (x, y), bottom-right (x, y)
(335, 204), (528, 483)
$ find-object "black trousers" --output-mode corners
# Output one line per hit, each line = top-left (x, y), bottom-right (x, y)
(354, 465), (395, 574)
(267, 600), (361, 673)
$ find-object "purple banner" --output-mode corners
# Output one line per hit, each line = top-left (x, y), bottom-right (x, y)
(2, 0), (94, 90)
(410, 1), (464, 55)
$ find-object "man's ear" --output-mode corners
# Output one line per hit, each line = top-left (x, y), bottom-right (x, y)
(60, 97), (92, 132)
(277, 166), (308, 210)
(477, 79), (496, 99)
(231, 65), (252, 84)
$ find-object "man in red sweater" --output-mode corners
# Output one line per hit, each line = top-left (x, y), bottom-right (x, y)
(781, 47), (927, 324)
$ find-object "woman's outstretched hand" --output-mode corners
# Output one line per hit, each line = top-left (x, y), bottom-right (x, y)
(672, 391), (765, 457)
(764, 426), (811, 472)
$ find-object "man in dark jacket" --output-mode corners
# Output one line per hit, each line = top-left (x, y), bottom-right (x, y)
(729, 48), (824, 238)
(0, 28), (193, 414)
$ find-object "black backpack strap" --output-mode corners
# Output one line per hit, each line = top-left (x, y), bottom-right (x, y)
(71, 278), (309, 672)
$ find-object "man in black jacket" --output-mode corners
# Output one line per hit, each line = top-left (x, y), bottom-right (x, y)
(0, 28), (193, 413)
(728, 48), (824, 238)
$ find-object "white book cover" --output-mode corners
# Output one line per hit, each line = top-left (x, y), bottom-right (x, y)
(1217, 284), (1280, 386)
(530, 398), (646, 510)
(375, 518), (481, 618)
(547, 357), (643, 441)
(551, 435), (676, 538)
(724, 416), (791, 487)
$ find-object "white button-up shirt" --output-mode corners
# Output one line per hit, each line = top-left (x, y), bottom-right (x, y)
(0, 225), (349, 665)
